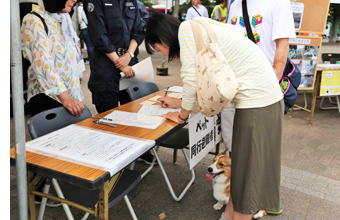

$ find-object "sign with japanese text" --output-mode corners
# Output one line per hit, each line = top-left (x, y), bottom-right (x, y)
(188, 113), (215, 169)
(320, 70), (340, 96)
(214, 113), (222, 145)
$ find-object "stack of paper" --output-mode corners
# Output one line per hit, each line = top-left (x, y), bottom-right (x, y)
(26, 125), (155, 176)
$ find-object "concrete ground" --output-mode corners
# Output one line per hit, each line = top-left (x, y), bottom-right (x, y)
(10, 42), (340, 220)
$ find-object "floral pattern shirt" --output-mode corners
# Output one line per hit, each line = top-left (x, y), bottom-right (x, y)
(21, 5), (84, 103)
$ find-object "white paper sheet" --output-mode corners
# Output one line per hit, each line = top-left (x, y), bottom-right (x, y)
(119, 57), (154, 90)
(101, 110), (165, 129)
(26, 125), (155, 176)
(166, 86), (183, 93)
(138, 105), (181, 116)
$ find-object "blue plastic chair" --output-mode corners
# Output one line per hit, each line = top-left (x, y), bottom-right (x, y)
(27, 106), (140, 220)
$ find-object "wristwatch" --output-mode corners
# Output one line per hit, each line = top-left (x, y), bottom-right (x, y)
(127, 51), (134, 58)
(178, 112), (189, 123)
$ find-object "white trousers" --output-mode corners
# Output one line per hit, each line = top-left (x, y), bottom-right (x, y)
(220, 102), (235, 152)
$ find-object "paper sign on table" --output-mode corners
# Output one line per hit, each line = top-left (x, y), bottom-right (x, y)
(168, 93), (182, 99)
(148, 95), (162, 102)
(188, 112), (215, 169)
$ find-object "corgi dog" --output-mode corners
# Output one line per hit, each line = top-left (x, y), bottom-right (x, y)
(206, 150), (231, 210)
(206, 151), (271, 219)
(253, 210), (267, 219)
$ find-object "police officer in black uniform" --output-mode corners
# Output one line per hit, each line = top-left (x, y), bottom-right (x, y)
(84, 0), (156, 163)
(83, 0), (145, 114)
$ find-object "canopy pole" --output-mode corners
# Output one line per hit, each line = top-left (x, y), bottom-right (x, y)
(10, 0), (28, 219)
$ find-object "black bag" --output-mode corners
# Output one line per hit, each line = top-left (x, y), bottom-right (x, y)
(10, 7), (48, 116)
(242, 0), (301, 114)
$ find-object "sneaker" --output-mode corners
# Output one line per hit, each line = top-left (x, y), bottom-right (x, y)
(84, 60), (90, 65)
(137, 153), (157, 165)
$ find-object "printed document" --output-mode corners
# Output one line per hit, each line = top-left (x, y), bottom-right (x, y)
(138, 105), (181, 116)
(26, 125), (155, 176)
(101, 110), (165, 129)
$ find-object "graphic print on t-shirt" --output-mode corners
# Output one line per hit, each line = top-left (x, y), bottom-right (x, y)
(231, 13), (263, 45)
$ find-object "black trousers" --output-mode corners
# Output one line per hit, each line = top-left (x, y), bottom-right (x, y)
(91, 89), (131, 114)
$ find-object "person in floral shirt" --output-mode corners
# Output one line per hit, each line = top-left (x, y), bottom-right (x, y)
(21, 0), (84, 117)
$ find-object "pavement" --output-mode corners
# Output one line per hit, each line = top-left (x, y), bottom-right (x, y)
(10, 42), (340, 220)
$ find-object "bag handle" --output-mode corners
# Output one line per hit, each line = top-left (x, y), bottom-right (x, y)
(242, 0), (256, 43)
(192, 6), (201, 16)
(193, 19), (219, 44)
(30, 11), (48, 35)
(189, 20), (205, 52)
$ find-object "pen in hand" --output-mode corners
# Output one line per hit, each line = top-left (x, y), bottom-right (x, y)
(161, 87), (169, 107)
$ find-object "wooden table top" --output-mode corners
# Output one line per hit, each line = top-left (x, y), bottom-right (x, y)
(10, 83), (185, 189)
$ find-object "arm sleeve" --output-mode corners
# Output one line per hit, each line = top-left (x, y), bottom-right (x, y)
(178, 22), (199, 111)
(213, 7), (222, 20)
(185, 8), (192, 21)
(77, 6), (82, 25)
(130, 0), (145, 45)
(21, 15), (67, 98)
(84, 0), (116, 53)
(204, 7), (209, 18)
(271, 0), (296, 41)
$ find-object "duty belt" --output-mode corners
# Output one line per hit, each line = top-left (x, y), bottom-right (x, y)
(116, 48), (127, 57)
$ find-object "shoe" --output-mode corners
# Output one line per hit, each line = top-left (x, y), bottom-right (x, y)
(84, 60), (90, 65)
(266, 202), (283, 215)
(137, 153), (157, 165)
(35, 199), (62, 207)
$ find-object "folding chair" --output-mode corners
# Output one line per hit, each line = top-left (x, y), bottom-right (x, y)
(127, 82), (195, 201)
(27, 106), (140, 220)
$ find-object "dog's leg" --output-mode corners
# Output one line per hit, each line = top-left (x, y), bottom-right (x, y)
(253, 210), (267, 219)
(213, 201), (225, 210)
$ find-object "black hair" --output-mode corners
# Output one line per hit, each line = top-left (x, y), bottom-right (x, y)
(144, 12), (181, 62)
(215, 0), (224, 5)
(43, 0), (67, 13)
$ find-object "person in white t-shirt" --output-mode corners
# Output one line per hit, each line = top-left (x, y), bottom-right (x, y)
(228, 0), (296, 79)
(185, 0), (209, 21)
(220, 0), (296, 219)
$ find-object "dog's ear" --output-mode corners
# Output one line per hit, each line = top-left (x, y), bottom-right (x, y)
(219, 150), (227, 156)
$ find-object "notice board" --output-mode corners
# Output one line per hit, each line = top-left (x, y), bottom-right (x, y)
(288, 36), (322, 90)
(291, 0), (331, 34)
(320, 70), (340, 96)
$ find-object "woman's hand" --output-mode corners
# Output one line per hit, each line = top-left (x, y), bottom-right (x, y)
(58, 92), (84, 117)
(120, 65), (135, 78)
(161, 111), (185, 124)
(157, 96), (182, 108)
(114, 53), (131, 69)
